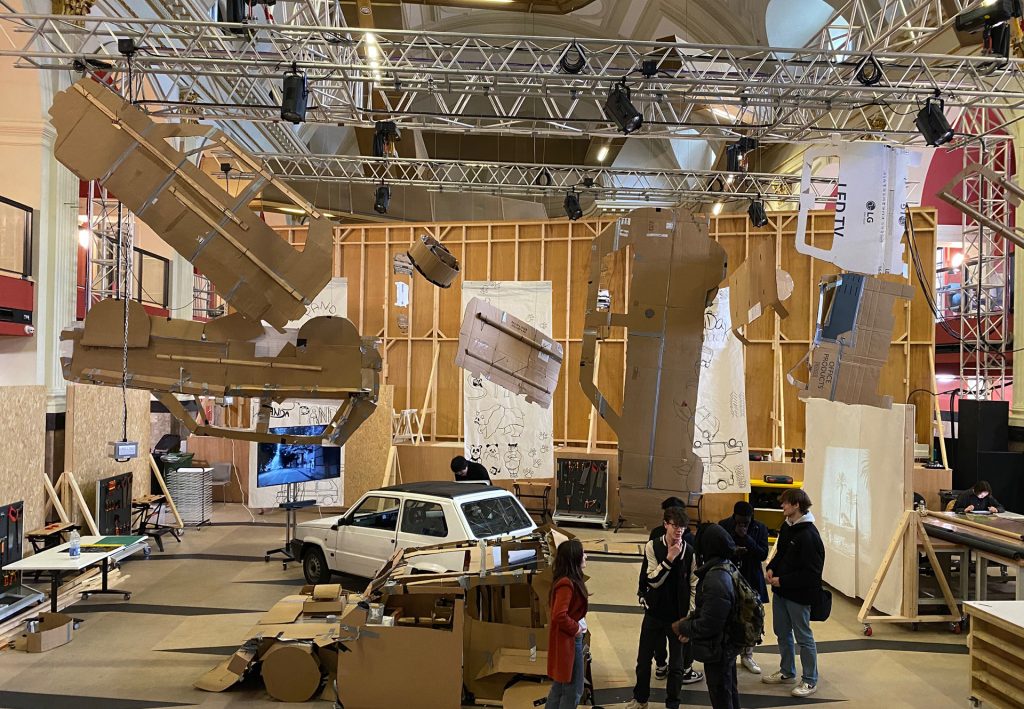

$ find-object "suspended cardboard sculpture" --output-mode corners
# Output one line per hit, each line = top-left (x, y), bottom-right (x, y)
(787, 273), (912, 409)
(727, 237), (793, 343)
(795, 141), (912, 276)
(50, 78), (332, 330)
(51, 78), (381, 444)
(455, 297), (562, 409)
(61, 300), (381, 444)
(579, 209), (727, 523)
(407, 234), (460, 288)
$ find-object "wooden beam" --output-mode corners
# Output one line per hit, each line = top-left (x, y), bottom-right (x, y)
(150, 454), (185, 530)
(62, 471), (99, 536)
(42, 473), (70, 525)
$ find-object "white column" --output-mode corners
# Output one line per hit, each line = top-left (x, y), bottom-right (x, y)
(168, 252), (194, 320)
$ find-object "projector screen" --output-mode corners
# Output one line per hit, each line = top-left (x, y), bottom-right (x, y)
(256, 425), (341, 488)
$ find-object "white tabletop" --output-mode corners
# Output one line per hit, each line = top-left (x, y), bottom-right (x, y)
(4, 535), (148, 572)
(965, 601), (1024, 630)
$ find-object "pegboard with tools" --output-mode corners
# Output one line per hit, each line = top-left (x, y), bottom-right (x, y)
(553, 458), (610, 528)
(96, 472), (133, 536)
(1, 501), (24, 590)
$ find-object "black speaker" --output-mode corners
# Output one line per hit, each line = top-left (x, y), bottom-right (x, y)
(955, 399), (1009, 489)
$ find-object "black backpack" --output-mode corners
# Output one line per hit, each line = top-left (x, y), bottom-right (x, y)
(714, 562), (765, 649)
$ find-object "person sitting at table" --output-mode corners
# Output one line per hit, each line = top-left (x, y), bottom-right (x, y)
(953, 481), (1006, 514)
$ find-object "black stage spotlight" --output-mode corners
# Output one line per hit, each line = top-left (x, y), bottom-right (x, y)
(726, 137), (759, 173)
(916, 95), (954, 147)
(605, 81), (643, 134)
(748, 200), (769, 228)
(372, 120), (401, 157)
(955, 0), (1015, 34)
(374, 183), (391, 214)
(564, 191), (583, 221)
(281, 65), (308, 124)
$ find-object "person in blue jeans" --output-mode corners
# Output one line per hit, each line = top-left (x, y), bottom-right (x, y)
(763, 488), (824, 699)
(547, 538), (589, 709)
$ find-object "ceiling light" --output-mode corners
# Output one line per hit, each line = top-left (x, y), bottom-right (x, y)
(280, 65), (308, 124)
(564, 191), (583, 221)
(77, 214), (88, 224)
(374, 183), (391, 214)
(955, 0), (1014, 34)
(712, 201), (724, 216)
(78, 228), (90, 248)
(278, 207), (305, 215)
(596, 145), (609, 162)
(605, 81), (643, 135)
(748, 200), (768, 228)
(916, 95), (954, 146)
(725, 175), (734, 185)
(951, 251), (965, 268)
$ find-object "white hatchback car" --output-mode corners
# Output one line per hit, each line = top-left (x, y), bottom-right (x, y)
(291, 481), (537, 583)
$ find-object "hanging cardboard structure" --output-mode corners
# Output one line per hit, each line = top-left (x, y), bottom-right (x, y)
(579, 208), (727, 523)
(61, 300), (381, 444)
(455, 297), (563, 409)
(727, 238), (793, 343)
(408, 234), (460, 288)
(49, 78), (332, 330)
(787, 273), (912, 409)
(795, 141), (912, 276)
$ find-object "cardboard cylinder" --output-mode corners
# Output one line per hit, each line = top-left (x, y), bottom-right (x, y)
(261, 643), (322, 702)
(408, 235), (460, 288)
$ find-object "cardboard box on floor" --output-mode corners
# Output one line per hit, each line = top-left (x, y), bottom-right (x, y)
(579, 208), (727, 525)
(455, 297), (563, 409)
(24, 612), (75, 653)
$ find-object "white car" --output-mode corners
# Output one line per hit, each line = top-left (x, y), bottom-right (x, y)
(291, 481), (537, 583)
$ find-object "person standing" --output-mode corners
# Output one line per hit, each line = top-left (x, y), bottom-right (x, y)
(672, 524), (742, 709)
(763, 488), (825, 699)
(626, 507), (703, 709)
(719, 500), (769, 674)
(638, 496), (698, 681)
(953, 480), (1006, 514)
(450, 455), (491, 483)
(547, 538), (589, 709)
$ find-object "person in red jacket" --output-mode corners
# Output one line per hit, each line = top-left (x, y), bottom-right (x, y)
(547, 538), (589, 709)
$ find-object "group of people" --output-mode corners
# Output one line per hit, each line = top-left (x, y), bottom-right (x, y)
(545, 488), (826, 709)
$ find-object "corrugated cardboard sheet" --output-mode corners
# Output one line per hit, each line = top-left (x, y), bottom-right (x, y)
(727, 237), (792, 343)
(455, 297), (563, 408)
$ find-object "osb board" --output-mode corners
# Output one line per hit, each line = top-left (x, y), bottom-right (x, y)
(64, 383), (151, 520)
(343, 384), (394, 507)
(0, 386), (47, 535)
(186, 436), (248, 503)
(395, 442), (465, 484)
(276, 208), (936, 451)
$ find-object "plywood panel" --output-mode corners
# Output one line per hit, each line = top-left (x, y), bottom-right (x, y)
(65, 383), (151, 523)
(344, 385), (394, 506)
(0, 386), (46, 535)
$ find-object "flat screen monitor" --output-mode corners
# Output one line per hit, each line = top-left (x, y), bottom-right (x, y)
(256, 425), (341, 488)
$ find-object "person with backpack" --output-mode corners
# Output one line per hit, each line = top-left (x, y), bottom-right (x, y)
(719, 500), (770, 674)
(763, 488), (825, 699)
(637, 497), (698, 681)
(672, 523), (763, 709)
(626, 506), (703, 709)
(546, 538), (589, 709)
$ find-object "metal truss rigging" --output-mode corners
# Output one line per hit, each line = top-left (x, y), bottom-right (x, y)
(249, 153), (838, 203)
(0, 11), (1020, 143)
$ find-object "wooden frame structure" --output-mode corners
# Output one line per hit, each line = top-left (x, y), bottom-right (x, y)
(277, 208), (937, 451)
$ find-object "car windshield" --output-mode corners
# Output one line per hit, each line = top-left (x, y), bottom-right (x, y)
(460, 495), (532, 538)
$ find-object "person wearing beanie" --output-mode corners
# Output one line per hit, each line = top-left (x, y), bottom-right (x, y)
(719, 500), (769, 674)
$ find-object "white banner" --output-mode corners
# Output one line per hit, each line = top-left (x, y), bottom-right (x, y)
(462, 281), (554, 480)
(696, 288), (751, 494)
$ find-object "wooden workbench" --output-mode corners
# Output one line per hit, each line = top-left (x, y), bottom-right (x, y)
(965, 601), (1024, 707)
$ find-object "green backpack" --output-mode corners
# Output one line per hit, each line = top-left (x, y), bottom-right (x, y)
(714, 562), (765, 649)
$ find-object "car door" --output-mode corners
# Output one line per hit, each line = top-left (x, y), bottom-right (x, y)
(334, 495), (402, 577)
(396, 498), (452, 551)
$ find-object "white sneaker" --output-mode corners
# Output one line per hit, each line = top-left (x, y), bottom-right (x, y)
(624, 701), (649, 709)
(741, 655), (762, 674)
(762, 670), (798, 685)
(791, 682), (818, 698)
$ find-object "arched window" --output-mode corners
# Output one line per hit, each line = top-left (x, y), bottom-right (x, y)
(765, 0), (849, 60)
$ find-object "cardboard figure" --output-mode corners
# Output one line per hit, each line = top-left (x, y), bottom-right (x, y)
(579, 209), (727, 524)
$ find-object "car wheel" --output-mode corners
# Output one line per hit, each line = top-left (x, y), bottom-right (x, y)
(302, 546), (331, 584)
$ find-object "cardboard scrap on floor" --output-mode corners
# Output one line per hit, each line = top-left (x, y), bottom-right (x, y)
(455, 297), (563, 408)
(787, 273), (913, 409)
(579, 208), (727, 525)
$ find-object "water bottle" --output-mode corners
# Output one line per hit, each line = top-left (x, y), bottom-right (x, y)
(69, 528), (81, 558)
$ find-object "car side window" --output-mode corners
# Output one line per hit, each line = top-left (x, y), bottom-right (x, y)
(400, 499), (449, 538)
(350, 495), (401, 531)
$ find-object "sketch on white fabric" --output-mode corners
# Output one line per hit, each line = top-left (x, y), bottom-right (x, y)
(696, 288), (752, 494)
(462, 281), (554, 479)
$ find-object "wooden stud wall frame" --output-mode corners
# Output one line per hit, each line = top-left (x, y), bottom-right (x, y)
(277, 208), (937, 451)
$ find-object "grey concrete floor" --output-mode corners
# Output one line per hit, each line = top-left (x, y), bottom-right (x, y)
(0, 505), (972, 708)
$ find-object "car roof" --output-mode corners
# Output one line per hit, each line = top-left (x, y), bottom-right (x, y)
(378, 481), (504, 499)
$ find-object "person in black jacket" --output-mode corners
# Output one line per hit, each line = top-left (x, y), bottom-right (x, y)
(719, 500), (769, 674)
(673, 523), (741, 709)
(763, 488), (824, 699)
(626, 507), (702, 709)
(953, 480), (1006, 514)
(450, 456), (491, 482)
(638, 497), (698, 680)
